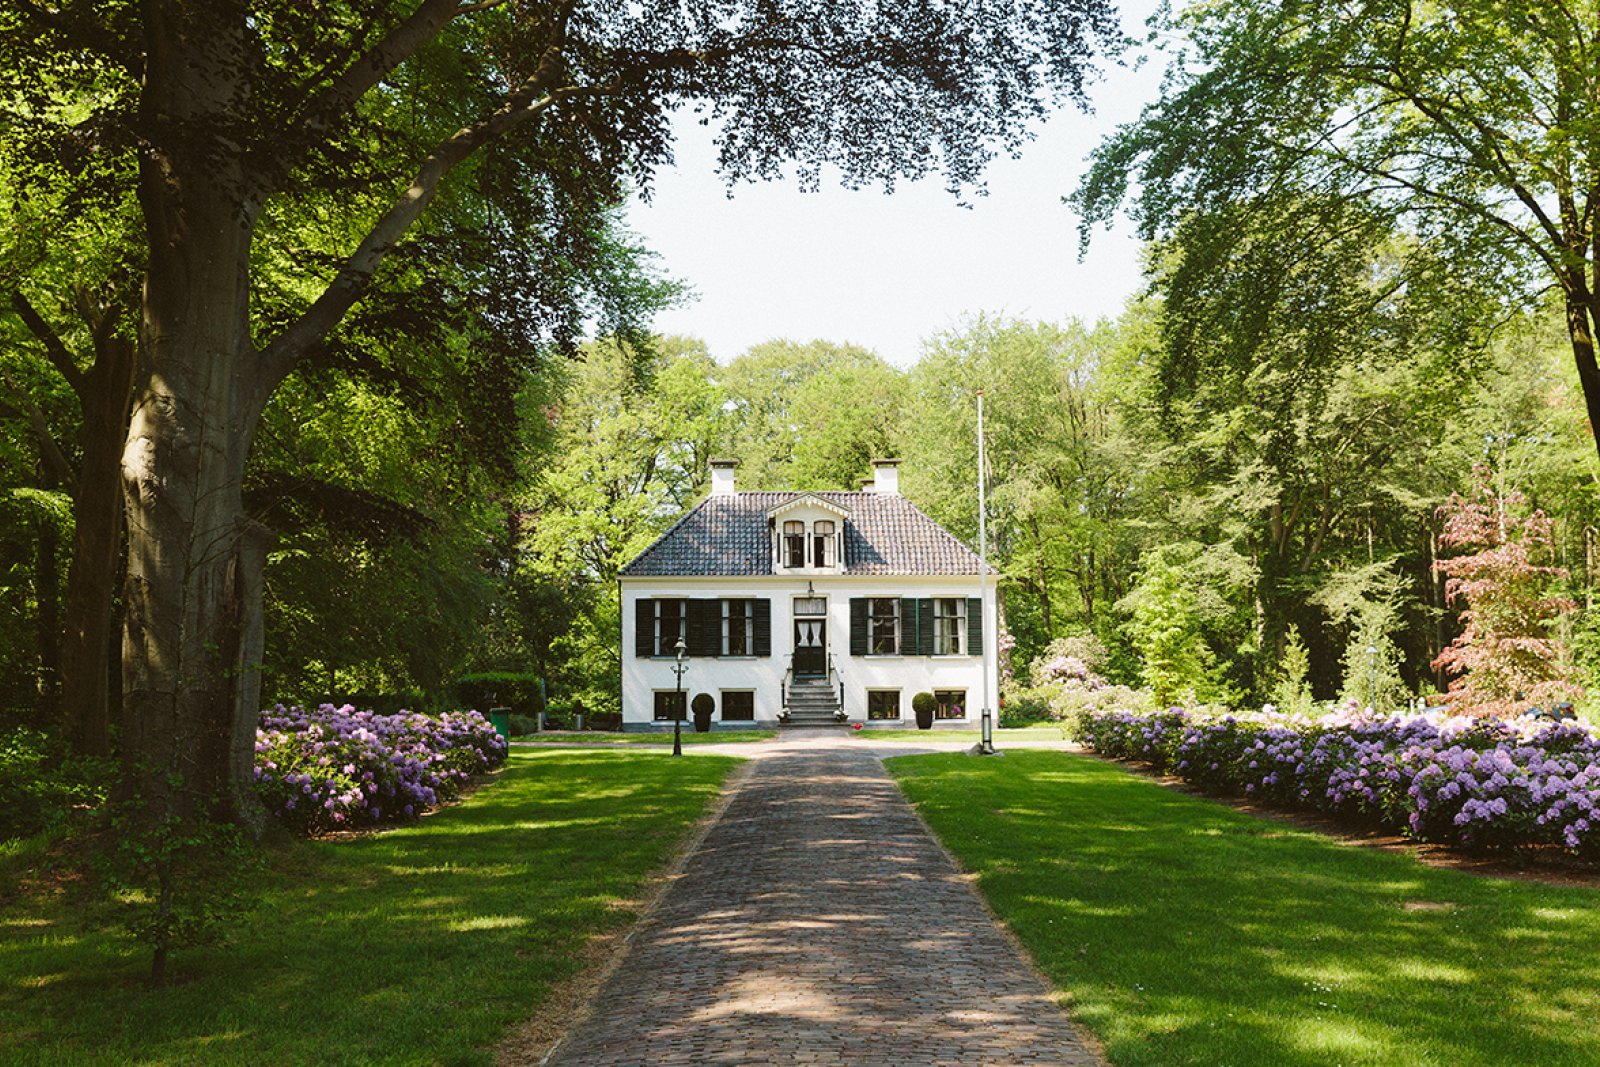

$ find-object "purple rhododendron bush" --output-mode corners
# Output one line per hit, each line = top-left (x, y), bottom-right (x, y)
(255, 704), (508, 834)
(1073, 706), (1600, 861)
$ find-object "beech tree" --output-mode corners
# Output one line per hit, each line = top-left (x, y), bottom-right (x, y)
(1075, 0), (1600, 464)
(3, 0), (1116, 824)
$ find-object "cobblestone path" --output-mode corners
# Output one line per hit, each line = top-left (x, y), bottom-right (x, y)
(543, 745), (1101, 1067)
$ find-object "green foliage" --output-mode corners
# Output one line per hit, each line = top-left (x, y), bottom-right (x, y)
(97, 796), (262, 987)
(1123, 548), (1217, 705)
(998, 685), (1055, 728)
(691, 692), (715, 717)
(0, 728), (110, 842)
(454, 672), (544, 716)
(1339, 603), (1411, 714)
(1269, 626), (1315, 716)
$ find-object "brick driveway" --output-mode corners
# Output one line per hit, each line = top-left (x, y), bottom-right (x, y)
(542, 743), (1102, 1067)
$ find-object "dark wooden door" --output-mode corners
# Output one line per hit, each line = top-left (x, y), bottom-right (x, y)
(793, 618), (826, 676)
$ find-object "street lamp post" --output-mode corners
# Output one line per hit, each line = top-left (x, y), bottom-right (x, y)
(671, 637), (688, 757)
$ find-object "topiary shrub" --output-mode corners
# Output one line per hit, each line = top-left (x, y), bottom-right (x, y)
(691, 692), (715, 733)
(912, 691), (937, 730)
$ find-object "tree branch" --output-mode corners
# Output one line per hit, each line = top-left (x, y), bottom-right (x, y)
(260, 4), (584, 377)
(0, 372), (79, 496)
(10, 290), (86, 395)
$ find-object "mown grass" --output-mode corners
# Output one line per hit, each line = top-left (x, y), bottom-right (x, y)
(852, 724), (1072, 742)
(0, 749), (737, 1066)
(514, 729), (777, 745)
(890, 750), (1600, 1067)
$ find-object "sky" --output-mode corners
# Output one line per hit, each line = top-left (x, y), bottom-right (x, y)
(624, 1), (1165, 369)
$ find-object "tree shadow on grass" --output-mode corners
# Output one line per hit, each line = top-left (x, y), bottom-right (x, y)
(893, 751), (1600, 1067)
(0, 750), (738, 1065)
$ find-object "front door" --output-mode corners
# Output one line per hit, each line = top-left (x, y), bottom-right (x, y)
(793, 617), (827, 677)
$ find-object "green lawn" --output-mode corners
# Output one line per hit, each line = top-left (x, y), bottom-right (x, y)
(852, 724), (1072, 742)
(514, 729), (777, 744)
(0, 749), (738, 1065)
(890, 750), (1600, 1067)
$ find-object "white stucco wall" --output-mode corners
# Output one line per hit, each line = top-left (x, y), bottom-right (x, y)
(619, 573), (997, 729)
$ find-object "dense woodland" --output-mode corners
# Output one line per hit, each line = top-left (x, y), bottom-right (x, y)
(6, 293), (1598, 729)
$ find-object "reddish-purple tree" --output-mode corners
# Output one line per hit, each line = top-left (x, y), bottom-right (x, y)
(1433, 467), (1583, 716)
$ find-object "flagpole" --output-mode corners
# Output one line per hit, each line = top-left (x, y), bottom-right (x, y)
(977, 389), (996, 755)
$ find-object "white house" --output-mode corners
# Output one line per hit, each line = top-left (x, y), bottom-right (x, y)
(618, 458), (998, 730)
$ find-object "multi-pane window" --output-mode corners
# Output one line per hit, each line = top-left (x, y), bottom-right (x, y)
(783, 521), (806, 568)
(867, 690), (901, 721)
(934, 689), (966, 720)
(654, 599), (686, 656)
(653, 691), (686, 721)
(721, 691), (755, 721)
(812, 520), (836, 567)
(933, 597), (965, 655)
(869, 597), (899, 654)
(723, 599), (754, 656)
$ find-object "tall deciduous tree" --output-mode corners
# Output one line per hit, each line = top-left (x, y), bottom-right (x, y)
(4, 0), (1116, 823)
(1076, 0), (1600, 462)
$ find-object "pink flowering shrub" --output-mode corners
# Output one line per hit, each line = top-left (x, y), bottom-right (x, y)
(1433, 468), (1584, 716)
(255, 704), (508, 835)
(1074, 706), (1600, 860)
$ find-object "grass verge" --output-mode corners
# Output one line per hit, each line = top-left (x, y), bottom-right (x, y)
(890, 749), (1600, 1067)
(514, 729), (777, 745)
(852, 725), (1072, 742)
(0, 749), (737, 1066)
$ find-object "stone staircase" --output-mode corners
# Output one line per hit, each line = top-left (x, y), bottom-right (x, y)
(783, 676), (844, 727)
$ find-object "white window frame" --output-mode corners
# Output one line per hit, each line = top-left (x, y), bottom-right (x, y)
(653, 690), (686, 721)
(720, 689), (756, 721)
(867, 689), (901, 721)
(722, 599), (754, 657)
(654, 599), (687, 657)
(933, 597), (965, 656)
(868, 597), (900, 655)
(782, 521), (807, 568)
(812, 520), (836, 568)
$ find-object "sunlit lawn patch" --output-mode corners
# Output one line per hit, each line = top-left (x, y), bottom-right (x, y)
(0, 750), (737, 1065)
(852, 725), (1072, 742)
(891, 750), (1600, 1067)
(514, 730), (777, 745)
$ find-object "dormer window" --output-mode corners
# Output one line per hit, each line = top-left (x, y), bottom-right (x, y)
(812, 521), (836, 567)
(768, 495), (850, 573)
(783, 521), (806, 568)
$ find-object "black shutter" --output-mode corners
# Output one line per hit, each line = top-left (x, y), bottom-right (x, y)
(849, 598), (868, 656)
(967, 597), (983, 656)
(635, 599), (653, 658)
(687, 599), (721, 657)
(900, 597), (917, 656)
(752, 598), (772, 656)
(917, 598), (935, 656)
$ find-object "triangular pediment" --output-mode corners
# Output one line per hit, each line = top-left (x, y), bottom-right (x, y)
(765, 494), (850, 522)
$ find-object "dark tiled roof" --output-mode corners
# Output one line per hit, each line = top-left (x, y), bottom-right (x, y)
(620, 492), (994, 577)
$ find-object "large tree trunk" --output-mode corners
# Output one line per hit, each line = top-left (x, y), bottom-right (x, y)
(123, 2), (270, 828)
(61, 338), (134, 757)
(1566, 293), (1600, 460)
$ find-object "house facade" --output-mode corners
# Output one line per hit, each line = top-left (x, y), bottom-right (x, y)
(618, 459), (997, 730)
